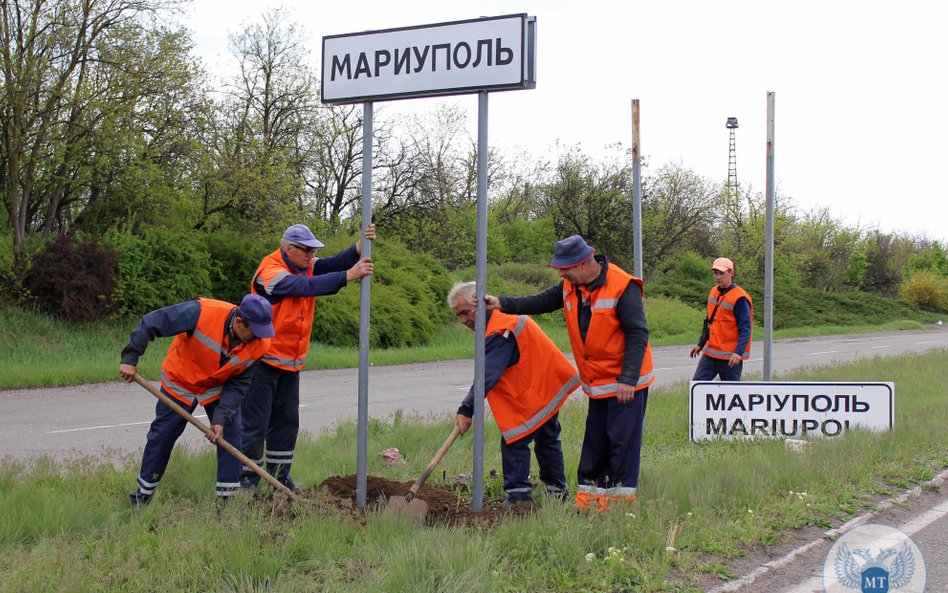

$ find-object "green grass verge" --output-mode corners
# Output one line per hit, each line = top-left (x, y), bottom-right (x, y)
(1, 351), (945, 592)
(0, 301), (936, 390)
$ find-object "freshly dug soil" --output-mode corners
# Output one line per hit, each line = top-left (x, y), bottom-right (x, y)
(247, 474), (536, 528)
(318, 474), (536, 528)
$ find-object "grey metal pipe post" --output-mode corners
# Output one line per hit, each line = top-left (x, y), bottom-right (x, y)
(356, 100), (373, 507)
(472, 91), (489, 512)
(631, 99), (643, 278)
(764, 92), (775, 381)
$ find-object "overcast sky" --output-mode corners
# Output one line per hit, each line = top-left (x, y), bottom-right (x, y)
(184, 0), (948, 243)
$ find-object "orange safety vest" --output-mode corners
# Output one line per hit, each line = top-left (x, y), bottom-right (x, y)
(251, 248), (315, 371)
(563, 263), (655, 398)
(485, 312), (580, 444)
(160, 298), (271, 407)
(702, 284), (754, 360)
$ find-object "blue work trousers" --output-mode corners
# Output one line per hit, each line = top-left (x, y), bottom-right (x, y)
(577, 389), (649, 491)
(136, 392), (242, 498)
(240, 363), (300, 489)
(693, 354), (744, 381)
(500, 413), (568, 503)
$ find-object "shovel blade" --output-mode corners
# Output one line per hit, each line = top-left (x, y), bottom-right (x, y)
(386, 495), (428, 522)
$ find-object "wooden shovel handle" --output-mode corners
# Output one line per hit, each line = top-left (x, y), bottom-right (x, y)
(132, 374), (297, 500)
(407, 426), (461, 498)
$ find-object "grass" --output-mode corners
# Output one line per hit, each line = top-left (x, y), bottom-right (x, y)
(0, 350), (946, 592)
(0, 300), (938, 390)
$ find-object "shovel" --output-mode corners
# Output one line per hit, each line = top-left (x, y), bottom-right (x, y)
(386, 426), (460, 521)
(132, 373), (298, 500)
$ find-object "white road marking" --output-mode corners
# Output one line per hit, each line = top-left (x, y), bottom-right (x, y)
(780, 499), (948, 593)
(871, 345), (891, 349)
(49, 421), (152, 434)
(807, 351), (839, 356)
(708, 468), (948, 593)
(48, 406), (309, 434)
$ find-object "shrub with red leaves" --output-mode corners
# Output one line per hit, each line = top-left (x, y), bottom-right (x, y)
(23, 235), (120, 321)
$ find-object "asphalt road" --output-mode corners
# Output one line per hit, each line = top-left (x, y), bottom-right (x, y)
(704, 473), (948, 593)
(1, 327), (945, 462)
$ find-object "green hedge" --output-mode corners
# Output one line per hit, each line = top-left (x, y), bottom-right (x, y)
(102, 227), (213, 317)
(312, 237), (453, 348)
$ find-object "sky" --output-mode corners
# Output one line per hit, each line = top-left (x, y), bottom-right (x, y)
(183, 0), (948, 242)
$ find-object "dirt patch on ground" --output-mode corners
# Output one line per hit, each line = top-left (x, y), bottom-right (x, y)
(250, 474), (536, 528)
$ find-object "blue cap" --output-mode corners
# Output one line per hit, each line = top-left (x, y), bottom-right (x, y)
(282, 224), (324, 249)
(550, 235), (595, 269)
(238, 294), (275, 338)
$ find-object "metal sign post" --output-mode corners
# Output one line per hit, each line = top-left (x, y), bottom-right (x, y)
(356, 100), (373, 507)
(472, 91), (489, 512)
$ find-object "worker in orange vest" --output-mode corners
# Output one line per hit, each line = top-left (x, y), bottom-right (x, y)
(240, 223), (374, 491)
(119, 294), (274, 505)
(486, 235), (653, 512)
(450, 281), (579, 505)
(689, 257), (754, 381)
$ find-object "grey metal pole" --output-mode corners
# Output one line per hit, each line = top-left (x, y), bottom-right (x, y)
(764, 92), (775, 381)
(356, 100), (373, 507)
(472, 91), (488, 512)
(631, 99), (643, 278)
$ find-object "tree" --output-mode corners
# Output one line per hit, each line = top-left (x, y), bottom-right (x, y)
(1, 0), (184, 267)
(538, 144), (635, 268)
(194, 8), (317, 233)
(640, 163), (717, 276)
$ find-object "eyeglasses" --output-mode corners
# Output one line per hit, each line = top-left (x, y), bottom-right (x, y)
(290, 243), (318, 256)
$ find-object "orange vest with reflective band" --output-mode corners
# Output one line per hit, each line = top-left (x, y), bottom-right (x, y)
(160, 298), (271, 407)
(702, 284), (753, 360)
(562, 263), (655, 399)
(485, 312), (580, 444)
(251, 248), (315, 371)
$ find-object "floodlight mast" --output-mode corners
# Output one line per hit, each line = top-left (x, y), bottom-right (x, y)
(726, 117), (739, 194)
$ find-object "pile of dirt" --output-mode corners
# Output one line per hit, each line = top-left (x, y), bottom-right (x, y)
(255, 475), (534, 528)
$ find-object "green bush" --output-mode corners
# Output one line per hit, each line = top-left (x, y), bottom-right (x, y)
(900, 271), (948, 313)
(493, 215), (557, 264)
(312, 236), (452, 348)
(205, 230), (272, 305)
(22, 234), (119, 321)
(645, 296), (704, 340)
(103, 227), (214, 316)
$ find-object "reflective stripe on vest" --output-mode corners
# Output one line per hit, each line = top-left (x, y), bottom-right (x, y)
(502, 374), (579, 442)
(580, 367), (655, 397)
(262, 354), (307, 368)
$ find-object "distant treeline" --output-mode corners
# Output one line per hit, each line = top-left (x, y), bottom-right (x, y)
(2, 1), (946, 338)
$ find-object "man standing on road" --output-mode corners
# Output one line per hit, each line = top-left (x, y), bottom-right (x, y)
(119, 294), (274, 505)
(485, 235), (654, 512)
(449, 281), (579, 506)
(689, 257), (754, 381)
(240, 223), (375, 491)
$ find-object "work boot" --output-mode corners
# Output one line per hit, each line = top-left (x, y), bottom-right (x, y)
(129, 491), (152, 507)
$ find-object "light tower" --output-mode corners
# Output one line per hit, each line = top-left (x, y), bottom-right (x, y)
(726, 116), (739, 193)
